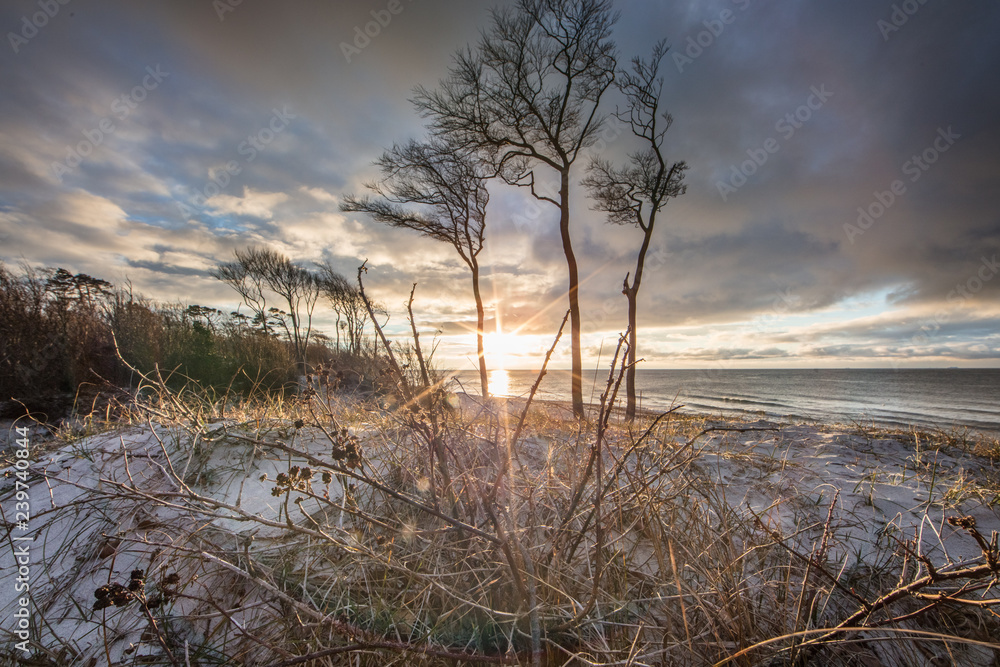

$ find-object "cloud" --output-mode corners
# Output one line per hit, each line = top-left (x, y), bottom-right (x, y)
(206, 188), (289, 220)
(0, 0), (998, 368)
(300, 186), (339, 204)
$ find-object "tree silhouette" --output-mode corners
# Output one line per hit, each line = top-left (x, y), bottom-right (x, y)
(341, 138), (492, 397)
(583, 41), (687, 420)
(44, 268), (113, 310)
(316, 262), (381, 355)
(213, 249), (272, 336)
(414, 0), (619, 417)
(214, 247), (321, 374)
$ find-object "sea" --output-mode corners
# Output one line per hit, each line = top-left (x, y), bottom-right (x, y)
(448, 368), (1000, 435)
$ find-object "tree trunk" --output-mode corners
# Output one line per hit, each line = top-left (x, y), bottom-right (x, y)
(559, 170), (585, 418)
(287, 307), (304, 375)
(625, 222), (655, 422)
(625, 287), (638, 420)
(471, 260), (490, 398)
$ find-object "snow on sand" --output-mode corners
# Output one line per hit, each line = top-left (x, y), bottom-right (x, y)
(1, 410), (997, 662)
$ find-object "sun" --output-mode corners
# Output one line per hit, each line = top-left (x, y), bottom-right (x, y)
(484, 331), (520, 370)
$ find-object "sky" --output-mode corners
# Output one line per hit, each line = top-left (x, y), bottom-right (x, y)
(1, 0), (999, 372)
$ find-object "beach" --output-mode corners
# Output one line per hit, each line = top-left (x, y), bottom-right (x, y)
(2, 389), (998, 665)
(3, 0), (997, 663)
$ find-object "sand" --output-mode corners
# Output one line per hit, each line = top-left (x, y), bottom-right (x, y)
(1, 402), (997, 664)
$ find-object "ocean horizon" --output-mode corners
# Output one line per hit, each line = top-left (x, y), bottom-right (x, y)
(449, 368), (1000, 436)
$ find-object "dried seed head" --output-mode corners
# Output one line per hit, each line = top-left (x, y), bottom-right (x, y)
(93, 582), (133, 610)
(947, 515), (977, 529)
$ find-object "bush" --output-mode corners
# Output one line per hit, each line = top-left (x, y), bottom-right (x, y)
(0, 262), (116, 416)
(0, 262), (380, 418)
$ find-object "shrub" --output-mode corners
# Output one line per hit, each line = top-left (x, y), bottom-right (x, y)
(0, 262), (381, 418)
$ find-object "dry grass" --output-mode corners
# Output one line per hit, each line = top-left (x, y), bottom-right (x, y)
(3, 352), (1000, 666)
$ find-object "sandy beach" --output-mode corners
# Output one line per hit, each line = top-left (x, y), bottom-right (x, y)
(2, 392), (998, 665)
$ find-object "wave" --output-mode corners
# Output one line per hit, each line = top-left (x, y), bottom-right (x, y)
(451, 369), (1000, 434)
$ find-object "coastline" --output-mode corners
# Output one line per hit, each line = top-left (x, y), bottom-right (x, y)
(456, 388), (1000, 444)
(449, 367), (1000, 437)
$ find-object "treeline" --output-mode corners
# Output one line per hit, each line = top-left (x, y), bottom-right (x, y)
(0, 260), (379, 418)
(211, 246), (382, 373)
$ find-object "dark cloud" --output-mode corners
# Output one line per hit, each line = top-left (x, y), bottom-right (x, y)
(124, 260), (212, 278)
(1, 0), (999, 368)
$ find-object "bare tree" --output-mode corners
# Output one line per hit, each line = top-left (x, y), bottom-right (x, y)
(341, 139), (492, 397)
(214, 247), (321, 374)
(266, 258), (321, 374)
(414, 0), (619, 417)
(316, 262), (379, 355)
(582, 41), (687, 420)
(213, 248), (272, 335)
(316, 264), (351, 351)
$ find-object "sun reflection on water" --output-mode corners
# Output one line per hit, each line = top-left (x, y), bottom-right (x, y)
(488, 369), (511, 397)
